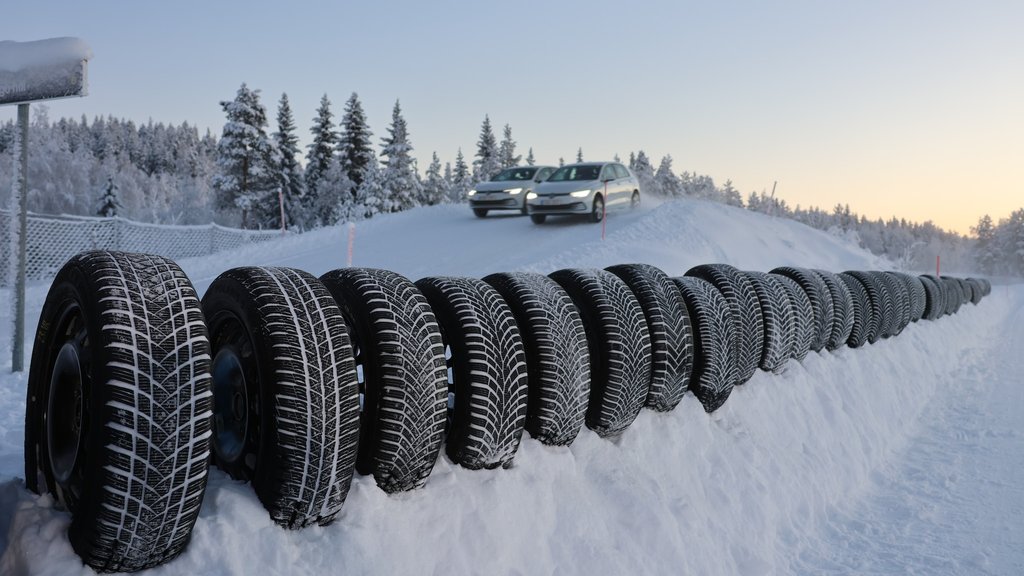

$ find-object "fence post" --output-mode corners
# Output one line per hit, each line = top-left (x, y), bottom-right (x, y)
(12, 103), (29, 372)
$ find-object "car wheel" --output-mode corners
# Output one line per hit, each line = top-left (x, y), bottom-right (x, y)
(473, 208), (488, 218)
(590, 195), (604, 223)
(530, 214), (546, 224)
(631, 191), (640, 209)
(520, 197), (529, 215)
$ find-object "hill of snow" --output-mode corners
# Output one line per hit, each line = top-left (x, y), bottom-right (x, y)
(1, 198), (1020, 575)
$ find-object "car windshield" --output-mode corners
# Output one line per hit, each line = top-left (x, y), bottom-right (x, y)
(547, 165), (602, 182)
(491, 167), (537, 181)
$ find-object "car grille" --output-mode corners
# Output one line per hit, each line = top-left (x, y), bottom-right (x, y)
(472, 199), (518, 208)
(530, 202), (585, 213)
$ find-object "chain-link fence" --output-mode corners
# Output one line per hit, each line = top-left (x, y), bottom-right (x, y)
(2, 209), (283, 286)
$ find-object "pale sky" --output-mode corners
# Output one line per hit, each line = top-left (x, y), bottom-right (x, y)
(2, 0), (1021, 235)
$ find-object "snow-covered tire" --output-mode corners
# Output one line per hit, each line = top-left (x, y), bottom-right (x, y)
(415, 276), (528, 468)
(670, 276), (738, 412)
(812, 270), (855, 351)
(918, 274), (944, 320)
(965, 278), (984, 305)
(319, 268), (448, 492)
(483, 272), (590, 446)
(549, 268), (651, 436)
(202, 267), (360, 528)
(842, 271), (883, 343)
(685, 264), (763, 384)
(25, 251), (212, 572)
(942, 277), (963, 316)
(770, 267), (834, 353)
(742, 271), (793, 373)
(837, 273), (870, 348)
(606, 263), (693, 411)
(769, 273), (813, 362)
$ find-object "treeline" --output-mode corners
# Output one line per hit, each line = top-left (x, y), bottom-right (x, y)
(972, 211), (1024, 277)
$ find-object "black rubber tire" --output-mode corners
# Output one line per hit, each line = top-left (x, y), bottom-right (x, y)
(473, 208), (488, 218)
(879, 272), (911, 336)
(630, 190), (640, 209)
(742, 271), (793, 374)
(607, 263), (694, 411)
(415, 276), (528, 469)
(888, 272), (927, 323)
(770, 273), (813, 362)
(590, 195), (605, 223)
(944, 277), (964, 316)
(965, 278), (984, 305)
(202, 266), (360, 528)
(812, 269), (855, 351)
(837, 272), (871, 349)
(319, 268), (448, 493)
(918, 274), (943, 321)
(670, 276), (737, 412)
(770, 267), (834, 353)
(686, 264), (763, 385)
(866, 271), (896, 338)
(25, 251), (212, 572)
(549, 268), (651, 436)
(842, 271), (883, 343)
(955, 278), (972, 307)
(530, 214), (546, 224)
(483, 272), (590, 446)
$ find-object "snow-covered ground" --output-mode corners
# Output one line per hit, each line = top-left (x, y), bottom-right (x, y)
(1, 198), (1020, 575)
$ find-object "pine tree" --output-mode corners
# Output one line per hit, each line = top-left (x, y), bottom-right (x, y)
(305, 94), (338, 222)
(355, 155), (385, 219)
(379, 99), (422, 212)
(451, 148), (471, 202)
(576, 147), (584, 163)
(653, 155), (682, 197)
(313, 157), (354, 226)
(631, 150), (655, 194)
(338, 92), (374, 187)
(972, 214), (997, 274)
(97, 176), (120, 217)
(721, 180), (744, 207)
(212, 83), (281, 228)
(422, 152), (450, 205)
(273, 93), (305, 230)
(525, 147), (535, 166)
(498, 124), (521, 168)
(473, 115), (500, 183)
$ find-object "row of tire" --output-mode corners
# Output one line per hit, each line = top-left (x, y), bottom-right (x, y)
(23, 250), (990, 572)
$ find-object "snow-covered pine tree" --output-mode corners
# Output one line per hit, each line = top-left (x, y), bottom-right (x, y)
(339, 92), (375, 188)
(313, 157), (354, 226)
(450, 148), (471, 202)
(972, 214), (997, 275)
(422, 152), (449, 205)
(576, 147), (583, 163)
(473, 115), (501, 183)
(97, 176), (121, 217)
(355, 155), (385, 219)
(498, 124), (521, 168)
(212, 83), (281, 228)
(721, 180), (744, 207)
(305, 94), (338, 223)
(273, 93), (306, 230)
(525, 147), (535, 166)
(631, 150), (655, 194)
(379, 100), (422, 212)
(653, 155), (682, 197)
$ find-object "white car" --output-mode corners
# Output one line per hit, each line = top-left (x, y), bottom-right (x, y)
(468, 165), (557, 217)
(526, 162), (640, 224)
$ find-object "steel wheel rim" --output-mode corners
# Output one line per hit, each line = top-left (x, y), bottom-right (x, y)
(212, 345), (249, 464)
(48, 341), (84, 485)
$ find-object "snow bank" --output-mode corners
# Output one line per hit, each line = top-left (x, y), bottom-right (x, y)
(0, 197), (1005, 574)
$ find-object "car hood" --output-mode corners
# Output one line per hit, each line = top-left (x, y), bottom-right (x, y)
(474, 180), (529, 192)
(534, 180), (600, 196)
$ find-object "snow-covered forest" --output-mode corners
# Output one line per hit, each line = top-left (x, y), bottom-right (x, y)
(1, 83), (1019, 274)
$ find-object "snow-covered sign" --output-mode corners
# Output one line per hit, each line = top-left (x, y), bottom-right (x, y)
(0, 37), (91, 106)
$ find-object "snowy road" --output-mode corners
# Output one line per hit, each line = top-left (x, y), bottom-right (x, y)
(789, 286), (1024, 576)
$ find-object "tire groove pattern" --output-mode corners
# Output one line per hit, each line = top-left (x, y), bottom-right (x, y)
(671, 276), (737, 412)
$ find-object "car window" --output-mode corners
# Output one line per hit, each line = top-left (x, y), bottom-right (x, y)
(491, 167), (537, 181)
(614, 164), (629, 179)
(549, 165), (601, 182)
(600, 165), (616, 181)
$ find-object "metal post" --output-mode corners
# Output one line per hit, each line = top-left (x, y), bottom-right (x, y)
(12, 103), (29, 372)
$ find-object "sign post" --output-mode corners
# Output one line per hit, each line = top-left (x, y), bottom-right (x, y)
(1, 37), (91, 372)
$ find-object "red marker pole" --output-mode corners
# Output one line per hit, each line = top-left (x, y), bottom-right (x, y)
(936, 255), (941, 277)
(601, 182), (607, 241)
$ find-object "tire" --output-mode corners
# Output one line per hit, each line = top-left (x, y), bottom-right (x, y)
(415, 277), (528, 469)
(769, 273), (813, 362)
(202, 267), (360, 528)
(918, 274), (943, 320)
(866, 271), (897, 338)
(630, 191), (640, 209)
(686, 264), (763, 385)
(878, 272), (910, 336)
(25, 251), (212, 572)
(837, 272), (870, 348)
(888, 272), (926, 323)
(484, 272), (590, 445)
(770, 267), (833, 353)
(319, 268), (448, 493)
(670, 276), (737, 412)
(473, 208), (488, 218)
(966, 278), (984, 305)
(530, 214), (547, 224)
(549, 268), (651, 436)
(812, 269), (855, 351)
(606, 263), (694, 411)
(590, 195), (605, 223)
(742, 271), (793, 373)
(841, 271), (883, 344)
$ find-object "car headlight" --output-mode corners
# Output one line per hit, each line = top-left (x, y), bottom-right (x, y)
(570, 190), (592, 198)
(467, 189), (476, 196)
(526, 192), (538, 200)
(507, 187), (523, 195)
